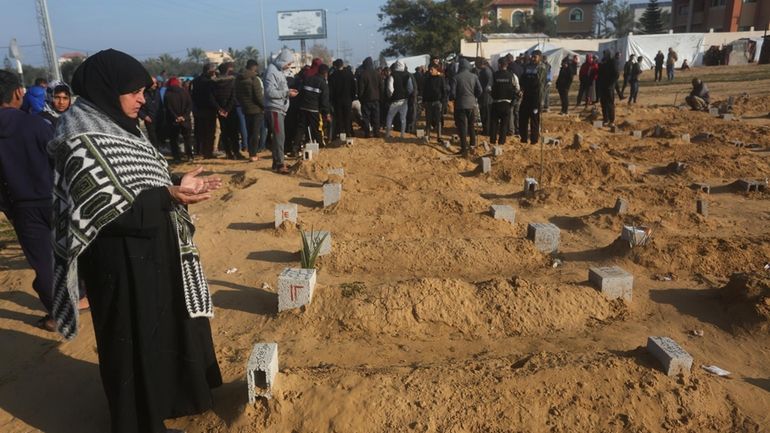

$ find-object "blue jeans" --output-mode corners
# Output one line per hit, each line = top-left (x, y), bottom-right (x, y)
(666, 64), (674, 81)
(235, 106), (248, 151)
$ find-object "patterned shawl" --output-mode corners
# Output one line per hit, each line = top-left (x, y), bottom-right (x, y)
(48, 99), (213, 339)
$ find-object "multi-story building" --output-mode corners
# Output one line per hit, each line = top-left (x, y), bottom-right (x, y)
(488, 0), (602, 37)
(672, 0), (770, 33)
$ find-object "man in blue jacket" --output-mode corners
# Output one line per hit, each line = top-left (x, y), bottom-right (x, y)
(264, 49), (298, 174)
(0, 71), (57, 330)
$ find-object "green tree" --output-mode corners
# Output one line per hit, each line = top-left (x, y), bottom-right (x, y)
(609, 1), (636, 37)
(241, 46), (260, 65)
(378, 0), (486, 57)
(308, 44), (333, 64)
(60, 57), (84, 84)
(186, 47), (207, 64)
(638, 0), (665, 34)
(594, 0), (618, 37)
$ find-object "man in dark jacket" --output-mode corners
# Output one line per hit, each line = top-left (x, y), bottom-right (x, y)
(328, 59), (356, 139)
(475, 58), (493, 135)
(293, 64), (331, 150)
(519, 50), (547, 144)
(191, 63), (218, 158)
(0, 70), (56, 330)
(613, 52), (625, 100)
(164, 77), (194, 162)
(627, 57), (643, 105)
(422, 63), (446, 143)
(357, 57), (382, 138)
(385, 60), (413, 139)
(139, 78), (162, 148)
(451, 58), (482, 155)
(235, 59), (265, 161)
(508, 54), (524, 137)
(597, 50), (619, 126)
(489, 57), (520, 145)
(621, 54), (635, 98)
(685, 78), (710, 111)
(555, 59), (573, 115)
(212, 62), (243, 159)
(654, 50), (665, 82)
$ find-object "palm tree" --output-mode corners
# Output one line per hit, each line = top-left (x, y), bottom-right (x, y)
(610, 2), (636, 37)
(242, 46), (260, 64)
(186, 47), (207, 64)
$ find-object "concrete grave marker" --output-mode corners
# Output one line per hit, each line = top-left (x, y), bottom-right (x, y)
(339, 133), (347, 141)
(621, 225), (649, 245)
(493, 146), (503, 156)
(302, 231), (332, 256)
(696, 198), (708, 216)
(306, 142), (320, 155)
(709, 107), (720, 117)
(443, 140), (451, 150)
(613, 197), (629, 215)
(480, 157), (491, 174)
(278, 268), (317, 312)
(625, 162), (637, 174)
(302, 149), (314, 161)
(490, 205), (516, 224)
(721, 113), (734, 121)
(523, 177), (538, 195)
(416, 129), (425, 138)
(327, 168), (345, 177)
(274, 204), (298, 228)
(681, 133), (690, 143)
(647, 336), (693, 376)
(593, 120), (604, 128)
(631, 130), (642, 139)
(589, 266), (633, 302)
(482, 140), (490, 152)
(737, 179), (767, 193)
(247, 342), (279, 402)
(526, 222), (560, 253)
(323, 183), (342, 207)
(692, 183), (710, 194)
(345, 138), (354, 146)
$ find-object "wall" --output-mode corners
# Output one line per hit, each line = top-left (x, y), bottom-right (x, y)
(555, 4), (596, 35)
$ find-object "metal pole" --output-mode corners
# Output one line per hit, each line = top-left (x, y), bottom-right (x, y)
(260, 0), (268, 70)
(301, 39), (306, 66)
(336, 16), (340, 59)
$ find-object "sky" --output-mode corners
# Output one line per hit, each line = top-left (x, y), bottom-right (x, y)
(0, 0), (389, 68)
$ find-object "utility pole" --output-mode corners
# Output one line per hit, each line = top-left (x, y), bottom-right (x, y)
(35, 0), (61, 81)
(260, 0), (268, 70)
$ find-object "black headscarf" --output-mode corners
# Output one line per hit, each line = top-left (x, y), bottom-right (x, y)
(71, 49), (153, 136)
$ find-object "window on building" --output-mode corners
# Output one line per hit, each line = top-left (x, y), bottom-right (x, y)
(569, 8), (584, 22)
(512, 10), (525, 26)
(710, 0), (726, 6)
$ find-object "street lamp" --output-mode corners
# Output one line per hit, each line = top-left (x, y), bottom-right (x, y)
(335, 8), (349, 60)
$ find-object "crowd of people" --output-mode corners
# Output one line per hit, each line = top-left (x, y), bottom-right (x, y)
(0, 43), (716, 433)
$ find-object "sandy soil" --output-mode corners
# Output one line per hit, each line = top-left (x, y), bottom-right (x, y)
(1, 63), (770, 433)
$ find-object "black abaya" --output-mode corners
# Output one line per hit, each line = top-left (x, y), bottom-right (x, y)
(78, 187), (222, 433)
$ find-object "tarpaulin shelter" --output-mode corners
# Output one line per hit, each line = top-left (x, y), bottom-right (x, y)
(598, 33), (705, 69)
(387, 54), (430, 72)
(489, 43), (581, 72)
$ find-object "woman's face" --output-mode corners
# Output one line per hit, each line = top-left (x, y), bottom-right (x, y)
(119, 88), (145, 118)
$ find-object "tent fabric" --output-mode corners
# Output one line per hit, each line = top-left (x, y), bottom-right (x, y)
(488, 44), (580, 72)
(386, 54), (430, 72)
(598, 33), (705, 69)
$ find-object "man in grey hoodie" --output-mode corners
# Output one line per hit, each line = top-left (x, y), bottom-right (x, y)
(451, 58), (482, 156)
(264, 48), (298, 174)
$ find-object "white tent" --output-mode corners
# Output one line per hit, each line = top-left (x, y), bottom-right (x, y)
(386, 54), (430, 72)
(598, 33), (705, 69)
(488, 43), (580, 72)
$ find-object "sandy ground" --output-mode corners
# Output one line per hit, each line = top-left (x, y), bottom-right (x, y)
(1, 63), (770, 433)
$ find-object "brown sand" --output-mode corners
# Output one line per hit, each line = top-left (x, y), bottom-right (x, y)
(1, 64), (769, 432)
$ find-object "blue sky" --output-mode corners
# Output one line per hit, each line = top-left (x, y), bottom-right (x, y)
(1, 0), (388, 67)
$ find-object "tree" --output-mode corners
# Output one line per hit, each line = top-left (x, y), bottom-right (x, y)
(186, 47), (207, 64)
(378, 0), (486, 57)
(609, 1), (636, 37)
(308, 44), (333, 64)
(638, 0), (665, 34)
(60, 57), (84, 84)
(594, 0), (618, 37)
(481, 11), (515, 34)
(241, 46), (260, 64)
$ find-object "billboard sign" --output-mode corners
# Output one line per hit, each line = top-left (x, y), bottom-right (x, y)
(277, 9), (327, 41)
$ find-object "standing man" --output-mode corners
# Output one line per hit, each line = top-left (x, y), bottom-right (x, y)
(654, 50), (665, 82)
(508, 54), (524, 137)
(451, 59), (482, 156)
(475, 58), (493, 135)
(191, 63), (218, 158)
(597, 50), (619, 127)
(235, 59), (265, 162)
(666, 47), (679, 81)
(21, 78), (48, 114)
(357, 57), (382, 138)
(489, 57), (519, 145)
(164, 77), (195, 162)
(422, 63), (446, 143)
(139, 77), (161, 149)
(613, 52), (625, 100)
(328, 59), (356, 140)
(621, 54), (636, 98)
(0, 71), (56, 330)
(627, 56), (642, 105)
(555, 58), (573, 115)
(264, 48), (298, 174)
(541, 55), (552, 112)
(293, 64), (331, 150)
(519, 50), (546, 144)
(384, 60), (413, 139)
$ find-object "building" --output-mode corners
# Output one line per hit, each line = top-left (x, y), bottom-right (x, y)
(57, 52), (86, 65)
(488, 0), (602, 37)
(630, 1), (673, 24)
(672, 0), (770, 33)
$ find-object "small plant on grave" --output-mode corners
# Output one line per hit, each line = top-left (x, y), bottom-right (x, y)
(300, 229), (328, 269)
(340, 281), (366, 298)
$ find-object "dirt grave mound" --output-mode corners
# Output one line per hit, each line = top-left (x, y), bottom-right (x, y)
(291, 278), (627, 339)
(720, 272), (770, 333)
